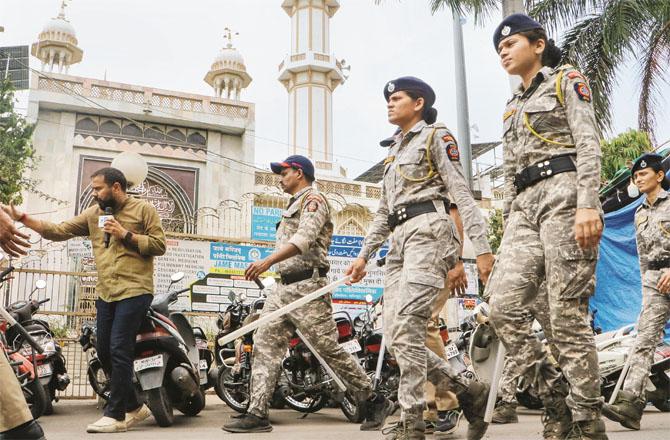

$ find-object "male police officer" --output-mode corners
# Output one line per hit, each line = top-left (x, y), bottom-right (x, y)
(222, 155), (392, 434)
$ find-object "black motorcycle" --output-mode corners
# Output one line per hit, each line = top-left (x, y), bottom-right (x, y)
(6, 280), (70, 415)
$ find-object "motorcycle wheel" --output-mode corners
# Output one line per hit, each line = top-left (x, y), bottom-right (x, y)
(283, 391), (327, 413)
(651, 398), (670, 412)
(147, 387), (175, 427)
(24, 379), (48, 420)
(177, 389), (206, 416)
(340, 394), (364, 423)
(87, 359), (110, 400)
(215, 366), (249, 413)
(516, 390), (543, 410)
(43, 385), (54, 415)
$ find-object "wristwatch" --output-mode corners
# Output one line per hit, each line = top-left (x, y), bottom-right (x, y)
(124, 231), (133, 242)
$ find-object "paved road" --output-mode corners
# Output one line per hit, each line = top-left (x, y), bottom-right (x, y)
(39, 397), (670, 439)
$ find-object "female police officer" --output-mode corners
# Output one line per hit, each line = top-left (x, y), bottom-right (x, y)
(602, 153), (670, 431)
(485, 13), (606, 440)
(346, 77), (495, 440)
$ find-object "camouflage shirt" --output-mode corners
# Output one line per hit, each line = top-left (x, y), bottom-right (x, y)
(359, 120), (491, 261)
(635, 189), (670, 274)
(502, 65), (601, 218)
(276, 186), (333, 275)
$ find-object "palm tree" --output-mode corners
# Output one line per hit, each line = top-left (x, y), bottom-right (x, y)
(424, 1), (670, 140)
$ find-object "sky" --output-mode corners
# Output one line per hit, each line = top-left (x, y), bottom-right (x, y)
(1, 0), (668, 179)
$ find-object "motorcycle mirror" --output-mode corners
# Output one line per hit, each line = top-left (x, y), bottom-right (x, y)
(365, 294), (373, 304)
(35, 279), (47, 290)
(261, 277), (276, 289)
(239, 292), (247, 302)
(170, 272), (185, 283)
(228, 290), (236, 302)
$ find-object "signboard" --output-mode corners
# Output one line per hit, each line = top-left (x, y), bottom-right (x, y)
(190, 273), (264, 312)
(251, 207), (282, 242)
(0, 46), (29, 90)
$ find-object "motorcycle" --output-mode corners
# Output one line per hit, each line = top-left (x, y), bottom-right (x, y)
(192, 324), (214, 392)
(78, 321), (110, 401)
(0, 263), (49, 419)
(6, 279), (70, 415)
(133, 271), (206, 427)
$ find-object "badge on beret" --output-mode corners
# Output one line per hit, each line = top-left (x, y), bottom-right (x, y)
(640, 160), (647, 168)
(501, 25), (511, 36)
(387, 82), (395, 93)
(574, 82), (591, 102)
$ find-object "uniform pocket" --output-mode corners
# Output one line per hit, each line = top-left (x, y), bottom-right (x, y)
(552, 240), (597, 299)
(397, 147), (431, 181)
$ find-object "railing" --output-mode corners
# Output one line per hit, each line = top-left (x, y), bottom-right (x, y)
(36, 75), (251, 120)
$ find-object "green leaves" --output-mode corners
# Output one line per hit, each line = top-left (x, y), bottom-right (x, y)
(599, 129), (652, 185)
(0, 79), (37, 205)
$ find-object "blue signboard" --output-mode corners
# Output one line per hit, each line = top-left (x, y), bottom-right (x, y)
(209, 243), (274, 270)
(251, 207), (283, 242)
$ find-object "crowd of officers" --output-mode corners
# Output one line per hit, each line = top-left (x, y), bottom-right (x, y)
(1, 12), (669, 440)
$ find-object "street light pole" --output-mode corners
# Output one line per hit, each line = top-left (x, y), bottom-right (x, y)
(452, 10), (473, 189)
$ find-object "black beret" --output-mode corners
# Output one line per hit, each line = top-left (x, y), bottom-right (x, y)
(632, 153), (670, 190)
(493, 13), (544, 51)
(384, 76), (435, 108)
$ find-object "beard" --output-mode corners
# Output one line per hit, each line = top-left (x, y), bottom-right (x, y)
(96, 196), (116, 211)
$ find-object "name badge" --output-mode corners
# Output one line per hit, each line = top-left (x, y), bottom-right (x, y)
(98, 215), (113, 228)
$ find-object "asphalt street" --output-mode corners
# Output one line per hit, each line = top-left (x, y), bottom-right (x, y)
(37, 396), (670, 439)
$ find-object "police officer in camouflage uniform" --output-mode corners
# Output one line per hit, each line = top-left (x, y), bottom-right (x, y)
(486, 14), (607, 440)
(222, 155), (392, 434)
(602, 153), (670, 431)
(347, 77), (495, 440)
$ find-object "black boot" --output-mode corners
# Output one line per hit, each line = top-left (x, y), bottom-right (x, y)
(456, 381), (489, 440)
(491, 401), (518, 424)
(0, 421), (46, 440)
(221, 413), (273, 433)
(360, 393), (394, 431)
(601, 390), (644, 430)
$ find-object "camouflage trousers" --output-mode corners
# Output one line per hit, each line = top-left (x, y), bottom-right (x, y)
(497, 285), (559, 403)
(247, 277), (372, 418)
(487, 177), (603, 422)
(384, 212), (472, 420)
(623, 269), (670, 397)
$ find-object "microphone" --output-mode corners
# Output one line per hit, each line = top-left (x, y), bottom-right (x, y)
(103, 207), (113, 248)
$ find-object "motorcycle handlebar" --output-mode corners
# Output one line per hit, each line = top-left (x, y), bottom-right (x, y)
(174, 287), (190, 295)
(0, 266), (15, 281)
(14, 322), (44, 354)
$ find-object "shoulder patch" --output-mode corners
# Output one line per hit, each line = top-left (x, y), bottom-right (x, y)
(567, 71), (584, 80)
(441, 133), (460, 161)
(303, 193), (323, 213)
(574, 82), (592, 102)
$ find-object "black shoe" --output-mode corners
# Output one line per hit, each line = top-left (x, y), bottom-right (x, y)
(456, 382), (489, 440)
(0, 421), (46, 440)
(360, 395), (394, 431)
(435, 409), (462, 435)
(221, 413), (273, 433)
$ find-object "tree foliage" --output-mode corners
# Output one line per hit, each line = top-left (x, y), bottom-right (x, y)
(600, 129), (652, 185)
(0, 79), (37, 204)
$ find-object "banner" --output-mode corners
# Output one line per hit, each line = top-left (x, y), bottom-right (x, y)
(251, 207), (283, 242)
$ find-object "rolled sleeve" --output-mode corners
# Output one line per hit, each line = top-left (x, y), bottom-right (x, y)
(136, 205), (166, 256)
(288, 196), (328, 255)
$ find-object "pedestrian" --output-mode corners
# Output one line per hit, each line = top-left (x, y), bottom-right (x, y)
(346, 76), (495, 440)
(222, 155), (392, 434)
(0, 208), (45, 440)
(602, 153), (670, 430)
(486, 13), (606, 440)
(2, 167), (166, 433)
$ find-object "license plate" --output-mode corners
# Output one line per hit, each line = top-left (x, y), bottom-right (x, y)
(199, 359), (208, 370)
(134, 354), (163, 372)
(340, 339), (362, 354)
(446, 342), (459, 359)
(37, 363), (53, 378)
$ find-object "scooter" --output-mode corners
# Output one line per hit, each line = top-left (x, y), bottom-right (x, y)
(133, 272), (205, 427)
(6, 279), (70, 415)
(0, 263), (49, 419)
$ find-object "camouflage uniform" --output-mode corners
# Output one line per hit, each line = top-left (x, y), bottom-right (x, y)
(622, 190), (670, 397)
(247, 186), (372, 417)
(359, 120), (491, 424)
(486, 65), (604, 424)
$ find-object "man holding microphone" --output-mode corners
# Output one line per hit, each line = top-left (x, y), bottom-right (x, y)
(2, 167), (166, 433)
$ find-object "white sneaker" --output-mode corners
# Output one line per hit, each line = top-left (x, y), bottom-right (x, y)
(86, 416), (127, 433)
(125, 404), (152, 428)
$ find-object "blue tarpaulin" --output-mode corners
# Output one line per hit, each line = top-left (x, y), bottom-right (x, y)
(592, 196), (670, 341)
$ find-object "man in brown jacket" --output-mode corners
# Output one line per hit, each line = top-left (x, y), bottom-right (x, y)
(3, 167), (166, 433)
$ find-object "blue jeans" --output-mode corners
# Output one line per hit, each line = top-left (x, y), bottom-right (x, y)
(96, 294), (152, 420)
